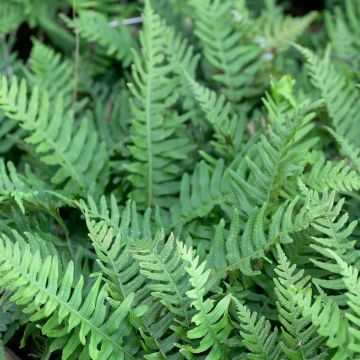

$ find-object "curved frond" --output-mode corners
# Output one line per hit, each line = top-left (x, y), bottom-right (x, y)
(0, 235), (138, 360)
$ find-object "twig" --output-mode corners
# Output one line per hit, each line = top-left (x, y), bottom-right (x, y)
(109, 16), (143, 27)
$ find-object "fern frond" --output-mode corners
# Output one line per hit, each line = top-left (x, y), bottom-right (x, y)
(296, 45), (360, 148)
(191, 0), (264, 103)
(68, 10), (135, 66)
(170, 160), (231, 228)
(187, 76), (246, 157)
(214, 190), (338, 275)
(0, 76), (109, 195)
(309, 198), (360, 292)
(334, 254), (360, 355)
(126, 0), (193, 208)
(80, 195), (161, 240)
(261, 12), (316, 52)
(274, 244), (325, 359)
(131, 232), (192, 327)
(235, 299), (282, 360)
(24, 40), (74, 109)
(304, 153), (360, 193)
(297, 287), (350, 357)
(230, 100), (319, 216)
(0, 2), (24, 37)
(0, 235), (138, 360)
(179, 242), (232, 359)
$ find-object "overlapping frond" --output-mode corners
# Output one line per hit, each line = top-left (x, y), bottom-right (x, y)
(68, 10), (135, 66)
(0, 234), (138, 360)
(179, 242), (232, 359)
(274, 245), (325, 359)
(235, 299), (282, 360)
(0, 76), (108, 195)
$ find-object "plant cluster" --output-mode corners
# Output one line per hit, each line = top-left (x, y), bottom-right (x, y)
(1, 0), (360, 359)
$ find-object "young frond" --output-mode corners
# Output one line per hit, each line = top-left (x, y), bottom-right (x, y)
(274, 245), (324, 359)
(131, 232), (192, 326)
(235, 299), (282, 360)
(179, 242), (232, 359)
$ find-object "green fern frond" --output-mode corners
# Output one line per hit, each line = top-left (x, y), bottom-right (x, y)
(0, 2), (24, 37)
(0, 159), (68, 215)
(274, 244), (325, 359)
(190, 0), (264, 103)
(86, 220), (182, 359)
(304, 153), (360, 192)
(0, 234), (138, 360)
(126, 0), (193, 208)
(214, 190), (338, 275)
(170, 160), (231, 228)
(261, 12), (317, 52)
(296, 45), (360, 148)
(187, 76), (246, 157)
(179, 242), (232, 359)
(67, 10), (135, 66)
(235, 299), (282, 360)
(131, 232), (192, 327)
(230, 101), (319, 216)
(297, 287), (350, 356)
(334, 254), (360, 355)
(86, 218), (149, 305)
(24, 40), (74, 109)
(309, 198), (360, 293)
(80, 195), (161, 240)
(0, 76), (109, 195)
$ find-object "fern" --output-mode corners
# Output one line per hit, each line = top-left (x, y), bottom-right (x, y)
(0, 76), (108, 195)
(310, 198), (360, 293)
(179, 242), (232, 359)
(190, 0), (264, 103)
(296, 45), (360, 148)
(274, 244), (325, 359)
(304, 154), (360, 193)
(24, 40), (74, 109)
(1, 1), (360, 358)
(235, 298), (282, 360)
(131, 232), (192, 326)
(0, 234), (138, 360)
(67, 10), (135, 66)
(126, 0), (193, 208)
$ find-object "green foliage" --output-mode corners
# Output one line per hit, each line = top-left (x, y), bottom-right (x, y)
(0, 0), (359, 359)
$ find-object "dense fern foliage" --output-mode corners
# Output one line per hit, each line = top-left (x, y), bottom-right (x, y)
(1, 0), (360, 359)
